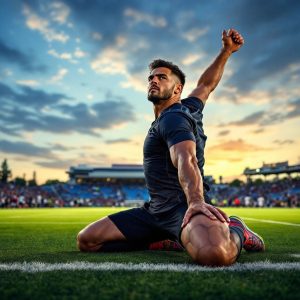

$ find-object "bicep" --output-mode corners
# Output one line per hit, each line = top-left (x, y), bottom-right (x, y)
(188, 83), (209, 104)
(169, 140), (197, 169)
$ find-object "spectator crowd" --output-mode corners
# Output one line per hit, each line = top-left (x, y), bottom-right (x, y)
(1, 177), (299, 208)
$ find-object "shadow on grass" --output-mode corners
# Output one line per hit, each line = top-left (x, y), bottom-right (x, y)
(2, 250), (192, 264)
(2, 248), (293, 264)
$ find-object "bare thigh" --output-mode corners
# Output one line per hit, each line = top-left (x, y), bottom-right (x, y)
(77, 217), (126, 252)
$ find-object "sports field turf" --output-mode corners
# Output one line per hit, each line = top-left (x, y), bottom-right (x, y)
(0, 207), (299, 300)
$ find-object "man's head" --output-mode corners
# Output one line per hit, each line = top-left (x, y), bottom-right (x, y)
(147, 59), (186, 104)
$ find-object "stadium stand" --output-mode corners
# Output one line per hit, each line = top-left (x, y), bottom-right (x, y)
(1, 163), (299, 208)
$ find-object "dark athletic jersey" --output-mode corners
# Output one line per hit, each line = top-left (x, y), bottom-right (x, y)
(143, 96), (208, 214)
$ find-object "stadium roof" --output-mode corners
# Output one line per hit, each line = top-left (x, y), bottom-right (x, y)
(244, 161), (300, 176)
(67, 164), (145, 179)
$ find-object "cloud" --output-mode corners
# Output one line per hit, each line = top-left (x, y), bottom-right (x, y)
(218, 130), (230, 136)
(252, 128), (264, 134)
(0, 139), (56, 158)
(220, 97), (300, 128)
(105, 138), (132, 144)
(36, 152), (110, 169)
(48, 47), (86, 62)
(273, 139), (294, 145)
(37, 0), (299, 100)
(208, 139), (270, 153)
(35, 159), (75, 169)
(0, 40), (47, 72)
(223, 0), (300, 93)
(49, 1), (70, 25)
(23, 4), (69, 43)
(48, 49), (73, 60)
(286, 99), (300, 119)
(0, 82), (71, 110)
(226, 111), (265, 126)
(182, 53), (203, 66)
(124, 8), (167, 28)
(50, 68), (68, 82)
(92, 32), (102, 41)
(182, 27), (209, 43)
(0, 83), (136, 136)
(74, 47), (86, 58)
(48, 143), (75, 151)
(15, 80), (40, 87)
(91, 47), (127, 75)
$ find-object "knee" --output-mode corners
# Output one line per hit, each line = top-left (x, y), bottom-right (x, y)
(77, 230), (88, 252)
(77, 230), (98, 252)
(191, 245), (232, 267)
(182, 214), (235, 267)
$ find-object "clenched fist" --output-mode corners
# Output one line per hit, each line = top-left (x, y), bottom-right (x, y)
(222, 28), (244, 53)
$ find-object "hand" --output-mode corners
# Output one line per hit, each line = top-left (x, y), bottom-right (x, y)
(181, 201), (230, 228)
(222, 28), (244, 53)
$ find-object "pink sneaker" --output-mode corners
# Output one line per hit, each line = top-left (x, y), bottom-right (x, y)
(229, 216), (265, 252)
(149, 239), (184, 251)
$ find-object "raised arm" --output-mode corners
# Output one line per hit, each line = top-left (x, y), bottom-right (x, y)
(189, 29), (244, 104)
(169, 140), (229, 227)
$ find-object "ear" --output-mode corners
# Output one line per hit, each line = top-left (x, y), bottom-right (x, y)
(174, 83), (183, 95)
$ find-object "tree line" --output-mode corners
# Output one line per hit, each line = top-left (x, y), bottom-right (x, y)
(0, 159), (62, 186)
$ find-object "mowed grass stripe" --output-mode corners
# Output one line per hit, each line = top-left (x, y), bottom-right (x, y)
(1, 261), (300, 273)
(1, 218), (300, 226)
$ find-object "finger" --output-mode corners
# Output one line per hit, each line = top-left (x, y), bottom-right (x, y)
(202, 208), (217, 221)
(227, 28), (232, 36)
(215, 207), (230, 222)
(181, 211), (192, 228)
(181, 216), (188, 228)
(208, 206), (226, 222)
(222, 29), (227, 38)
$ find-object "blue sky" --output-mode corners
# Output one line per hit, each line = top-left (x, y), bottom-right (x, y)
(0, 0), (299, 183)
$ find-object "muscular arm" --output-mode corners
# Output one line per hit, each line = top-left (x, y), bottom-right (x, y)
(170, 140), (205, 205)
(189, 29), (244, 104)
(170, 140), (228, 226)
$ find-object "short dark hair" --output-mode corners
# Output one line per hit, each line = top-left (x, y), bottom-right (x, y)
(148, 59), (186, 86)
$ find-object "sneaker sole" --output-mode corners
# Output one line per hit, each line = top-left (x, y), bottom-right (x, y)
(230, 215), (265, 251)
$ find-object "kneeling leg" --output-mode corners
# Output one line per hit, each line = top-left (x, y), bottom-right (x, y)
(181, 214), (241, 266)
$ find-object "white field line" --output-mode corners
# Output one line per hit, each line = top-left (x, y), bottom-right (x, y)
(0, 261), (299, 273)
(242, 218), (300, 227)
(291, 254), (300, 258)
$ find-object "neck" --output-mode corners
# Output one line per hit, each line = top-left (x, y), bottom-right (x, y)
(153, 95), (181, 119)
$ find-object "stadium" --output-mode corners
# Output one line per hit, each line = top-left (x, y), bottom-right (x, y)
(1, 0), (300, 299)
(1, 162), (299, 209)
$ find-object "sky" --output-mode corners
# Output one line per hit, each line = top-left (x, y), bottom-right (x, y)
(0, 0), (300, 184)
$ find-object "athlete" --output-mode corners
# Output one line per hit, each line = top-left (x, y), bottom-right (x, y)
(77, 29), (265, 266)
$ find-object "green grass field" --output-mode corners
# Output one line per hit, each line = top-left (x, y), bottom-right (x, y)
(0, 208), (299, 300)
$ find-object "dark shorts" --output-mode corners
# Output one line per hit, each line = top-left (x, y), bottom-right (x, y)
(108, 201), (188, 244)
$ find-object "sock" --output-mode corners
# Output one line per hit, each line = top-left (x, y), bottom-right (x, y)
(229, 226), (244, 258)
(99, 241), (148, 252)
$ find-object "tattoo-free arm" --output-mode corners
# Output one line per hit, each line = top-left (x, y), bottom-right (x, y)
(170, 140), (229, 226)
(188, 29), (244, 104)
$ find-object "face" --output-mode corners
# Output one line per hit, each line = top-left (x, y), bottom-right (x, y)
(147, 67), (180, 104)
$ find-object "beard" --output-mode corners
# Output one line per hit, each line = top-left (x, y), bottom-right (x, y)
(147, 86), (174, 105)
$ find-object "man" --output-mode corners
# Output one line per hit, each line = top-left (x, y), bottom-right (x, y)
(77, 29), (265, 266)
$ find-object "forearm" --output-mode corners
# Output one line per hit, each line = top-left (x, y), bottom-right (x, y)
(178, 155), (205, 205)
(197, 48), (232, 92)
